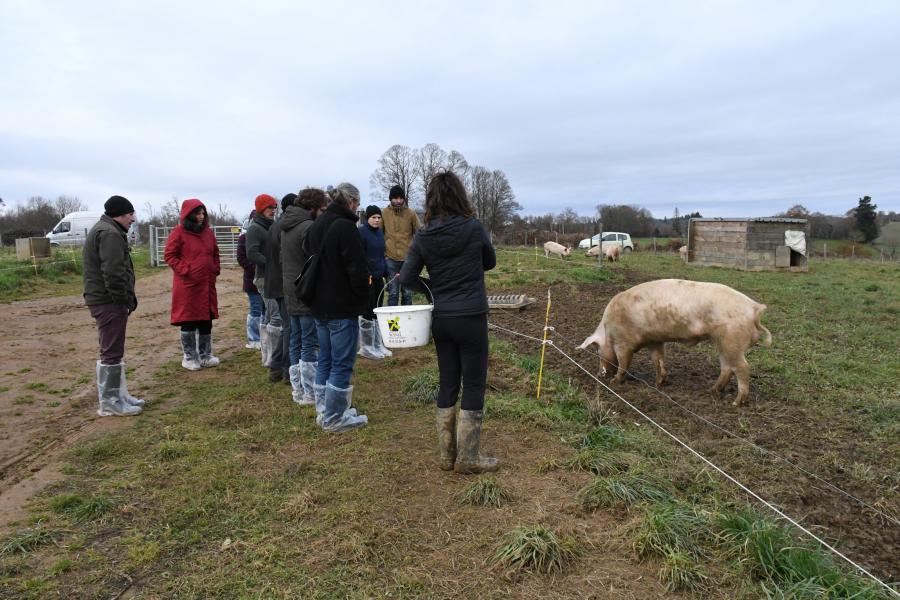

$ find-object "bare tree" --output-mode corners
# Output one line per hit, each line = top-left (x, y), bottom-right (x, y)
(52, 195), (87, 219)
(469, 167), (520, 234)
(370, 144), (419, 206)
(415, 143), (448, 203)
(207, 203), (237, 226)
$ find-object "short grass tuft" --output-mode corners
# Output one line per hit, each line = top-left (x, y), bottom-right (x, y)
(402, 369), (439, 405)
(578, 471), (671, 510)
(633, 501), (710, 558)
(491, 525), (577, 575)
(658, 549), (711, 593)
(0, 525), (56, 555)
(456, 477), (513, 508)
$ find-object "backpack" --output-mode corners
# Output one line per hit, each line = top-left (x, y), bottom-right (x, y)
(294, 219), (338, 306)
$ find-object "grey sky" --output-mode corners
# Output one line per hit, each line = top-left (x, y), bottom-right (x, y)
(1, 0), (898, 220)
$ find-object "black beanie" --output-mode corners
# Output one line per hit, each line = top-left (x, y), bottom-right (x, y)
(365, 205), (382, 220)
(104, 195), (135, 217)
(281, 193), (298, 211)
(388, 185), (405, 200)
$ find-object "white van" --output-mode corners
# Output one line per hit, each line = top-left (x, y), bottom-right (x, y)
(577, 231), (634, 252)
(46, 211), (138, 246)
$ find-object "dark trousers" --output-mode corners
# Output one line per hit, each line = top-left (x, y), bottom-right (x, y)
(179, 320), (212, 334)
(364, 277), (386, 320)
(432, 314), (489, 411)
(278, 297), (291, 374)
(89, 303), (129, 365)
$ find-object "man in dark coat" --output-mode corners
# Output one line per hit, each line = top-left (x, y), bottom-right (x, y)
(264, 193), (297, 384)
(246, 194), (284, 381)
(305, 183), (369, 432)
(83, 195), (143, 417)
(281, 188), (328, 406)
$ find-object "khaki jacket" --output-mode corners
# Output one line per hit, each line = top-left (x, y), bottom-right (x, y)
(382, 205), (421, 261)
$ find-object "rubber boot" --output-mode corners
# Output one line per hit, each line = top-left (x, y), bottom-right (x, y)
(357, 317), (382, 360)
(180, 331), (201, 371)
(372, 320), (392, 358)
(322, 383), (368, 433)
(436, 407), (456, 470)
(119, 362), (145, 407)
(96, 362), (141, 417)
(454, 409), (499, 474)
(245, 315), (261, 349)
(198, 334), (220, 368)
(299, 360), (317, 406)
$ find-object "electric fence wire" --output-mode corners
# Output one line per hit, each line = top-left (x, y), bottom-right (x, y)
(487, 319), (899, 598)
(489, 307), (900, 528)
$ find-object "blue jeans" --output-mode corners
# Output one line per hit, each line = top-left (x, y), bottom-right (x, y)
(246, 292), (263, 342)
(315, 318), (358, 389)
(289, 315), (318, 365)
(386, 258), (412, 306)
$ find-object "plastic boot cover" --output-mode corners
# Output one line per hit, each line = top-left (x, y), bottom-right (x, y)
(266, 325), (283, 364)
(314, 383), (327, 426)
(322, 383), (368, 433)
(198, 334), (220, 368)
(299, 361), (317, 406)
(119, 363), (145, 407)
(357, 318), (382, 360)
(454, 409), (499, 474)
(436, 407), (456, 470)
(96, 362), (141, 417)
(246, 315), (261, 349)
(372, 320), (393, 358)
(260, 325), (272, 367)
(180, 331), (201, 371)
(289, 364), (308, 404)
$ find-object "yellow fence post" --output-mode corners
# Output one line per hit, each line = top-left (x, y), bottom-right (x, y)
(536, 288), (552, 403)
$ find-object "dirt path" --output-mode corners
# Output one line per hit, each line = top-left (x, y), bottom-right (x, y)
(0, 267), (246, 528)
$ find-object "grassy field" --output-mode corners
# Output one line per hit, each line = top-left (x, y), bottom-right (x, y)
(0, 245), (154, 303)
(0, 249), (897, 598)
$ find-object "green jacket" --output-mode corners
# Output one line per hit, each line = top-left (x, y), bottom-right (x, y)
(82, 215), (136, 309)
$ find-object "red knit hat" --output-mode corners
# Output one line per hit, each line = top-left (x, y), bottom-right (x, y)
(254, 194), (278, 213)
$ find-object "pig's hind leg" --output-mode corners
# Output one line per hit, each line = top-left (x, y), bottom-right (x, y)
(649, 343), (667, 386)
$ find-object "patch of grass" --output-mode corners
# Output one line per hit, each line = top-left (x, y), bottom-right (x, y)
(658, 549), (711, 593)
(577, 471), (671, 510)
(0, 525), (56, 555)
(633, 501), (710, 558)
(48, 558), (73, 576)
(50, 492), (112, 522)
(157, 440), (186, 461)
(491, 525), (577, 575)
(24, 382), (49, 392)
(70, 434), (139, 465)
(401, 369), (439, 405)
(564, 447), (637, 477)
(456, 477), (513, 508)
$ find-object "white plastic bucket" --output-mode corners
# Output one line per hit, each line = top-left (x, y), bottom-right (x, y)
(373, 304), (434, 348)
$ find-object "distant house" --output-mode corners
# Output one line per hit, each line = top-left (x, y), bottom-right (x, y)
(686, 218), (809, 272)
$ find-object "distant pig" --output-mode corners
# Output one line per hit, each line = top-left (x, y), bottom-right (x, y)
(543, 241), (571, 260)
(679, 245), (688, 261)
(586, 245), (601, 257)
(577, 279), (772, 406)
(603, 245), (621, 262)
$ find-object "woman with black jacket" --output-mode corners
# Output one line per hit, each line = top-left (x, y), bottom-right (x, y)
(399, 172), (498, 473)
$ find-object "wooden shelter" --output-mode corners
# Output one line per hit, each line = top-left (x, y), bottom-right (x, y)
(686, 218), (809, 271)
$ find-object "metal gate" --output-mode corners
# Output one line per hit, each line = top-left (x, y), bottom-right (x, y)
(149, 225), (242, 267)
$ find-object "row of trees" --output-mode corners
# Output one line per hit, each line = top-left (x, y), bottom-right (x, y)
(0, 196), (89, 243)
(369, 144), (521, 234)
(777, 197), (896, 242)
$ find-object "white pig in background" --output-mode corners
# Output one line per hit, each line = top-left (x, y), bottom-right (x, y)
(543, 241), (571, 260)
(578, 279), (772, 406)
(603, 245), (621, 262)
(586, 245), (601, 257)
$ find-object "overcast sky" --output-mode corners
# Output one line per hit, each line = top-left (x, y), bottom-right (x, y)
(1, 0), (898, 220)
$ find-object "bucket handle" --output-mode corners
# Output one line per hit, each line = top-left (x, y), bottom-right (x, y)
(378, 273), (433, 307)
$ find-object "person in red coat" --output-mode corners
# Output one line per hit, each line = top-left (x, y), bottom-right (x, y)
(164, 199), (221, 371)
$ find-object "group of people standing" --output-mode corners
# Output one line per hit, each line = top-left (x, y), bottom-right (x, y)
(83, 171), (500, 472)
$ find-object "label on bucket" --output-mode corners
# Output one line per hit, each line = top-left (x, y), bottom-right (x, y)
(374, 305), (433, 348)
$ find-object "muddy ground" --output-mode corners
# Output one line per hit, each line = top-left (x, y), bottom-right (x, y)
(0, 268), (245, 528)
(489, 277), (898, 581)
